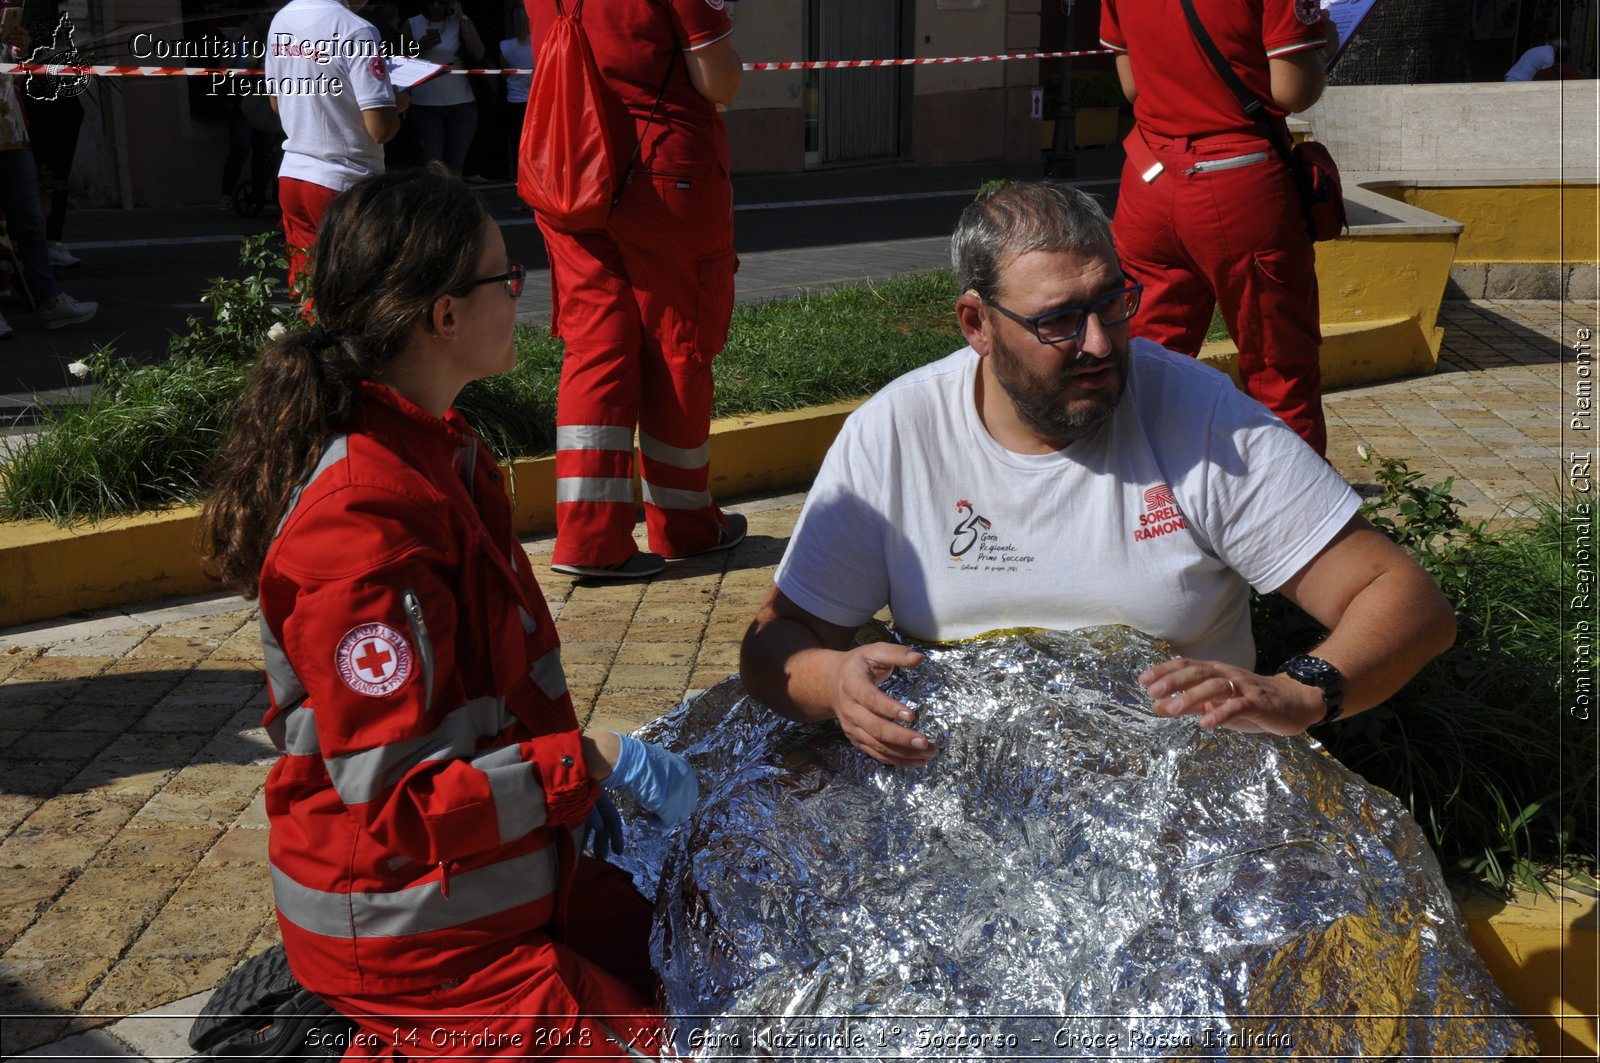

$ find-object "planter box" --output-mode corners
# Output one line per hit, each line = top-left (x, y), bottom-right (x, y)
(1460, 883), (1599, 1056)
(1039, 108), (1125, 151)
(0, 401), (863, 630)
(1074, 107), (1122, 148)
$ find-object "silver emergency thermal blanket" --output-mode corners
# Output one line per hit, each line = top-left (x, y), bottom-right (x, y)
(614, 626), (1537, 1060)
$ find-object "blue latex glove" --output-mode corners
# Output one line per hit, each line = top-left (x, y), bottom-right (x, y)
(582, 793), (625, 860)
(602, 733), (698, 828)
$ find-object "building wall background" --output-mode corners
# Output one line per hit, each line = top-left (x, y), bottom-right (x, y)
(62, 0), (1045, 206)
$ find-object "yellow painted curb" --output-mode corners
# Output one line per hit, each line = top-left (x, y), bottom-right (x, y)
(1459, 885), (1599, 1057)
(0, 506), (207, 629)
(0, 401), (866, 631)
(1201, 316), (1444, 391)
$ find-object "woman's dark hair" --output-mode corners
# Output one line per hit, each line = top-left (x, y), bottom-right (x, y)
(198, 164), (487, 597)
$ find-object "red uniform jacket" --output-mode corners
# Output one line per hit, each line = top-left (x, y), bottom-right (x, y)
(258, 383), (594, 995)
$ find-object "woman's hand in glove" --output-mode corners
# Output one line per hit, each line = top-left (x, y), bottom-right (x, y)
(583, 793), (625, 859)
(601, 733), (698, 827)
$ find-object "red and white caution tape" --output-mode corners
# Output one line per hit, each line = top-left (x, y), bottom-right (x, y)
(3, 49), (1111, 78)
(2, 62), (253, 76)
(744, 49), (1111, 70)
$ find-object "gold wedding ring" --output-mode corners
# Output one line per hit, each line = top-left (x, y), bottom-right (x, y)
(1225, 678), (1239, 700)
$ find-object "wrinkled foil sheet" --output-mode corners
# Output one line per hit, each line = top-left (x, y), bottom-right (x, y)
(614, 626), (1537, 1060)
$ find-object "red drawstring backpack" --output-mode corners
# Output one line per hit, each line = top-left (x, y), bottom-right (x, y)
(516, 0), (673, 232)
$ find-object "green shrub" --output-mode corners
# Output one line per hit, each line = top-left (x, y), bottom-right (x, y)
(0, 241), (961, 523)
(0, 233), (296, 524)
(1255, 454), (1595, 892)
(0, 347), (250, 523)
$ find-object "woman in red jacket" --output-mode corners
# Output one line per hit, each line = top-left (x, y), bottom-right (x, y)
(199, 164), (694, 1058)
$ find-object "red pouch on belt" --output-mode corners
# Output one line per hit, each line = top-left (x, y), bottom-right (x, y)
(1292, 139), (1347, 242)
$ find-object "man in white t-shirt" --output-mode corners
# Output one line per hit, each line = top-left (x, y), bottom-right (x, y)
(265, 0), (406, 293)
(741, 181), (1456, 767)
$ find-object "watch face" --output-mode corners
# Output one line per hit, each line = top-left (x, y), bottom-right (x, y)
(1297, 656), (1335, 681)
(1280, 655), (1343, 725)
(1284, 655), (1342, 692)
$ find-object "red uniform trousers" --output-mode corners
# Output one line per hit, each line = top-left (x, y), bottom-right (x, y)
(539, 170), (738, 566)
(1112, 130), (1327, 455)
(279, 176), (340, 301)
(323, 857), (665, 1061)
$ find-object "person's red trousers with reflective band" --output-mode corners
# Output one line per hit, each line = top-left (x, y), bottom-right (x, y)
(1112, 130), (1327, 456)
(278, 176), (340, 302)
(539, 171), (738, 566)
(323, 857), (666, 1060)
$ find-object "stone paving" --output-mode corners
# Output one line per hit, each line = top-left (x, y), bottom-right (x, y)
(0, 296), (1588, 1058)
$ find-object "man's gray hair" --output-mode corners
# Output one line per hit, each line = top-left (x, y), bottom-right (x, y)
(950, 181), (1119, 301)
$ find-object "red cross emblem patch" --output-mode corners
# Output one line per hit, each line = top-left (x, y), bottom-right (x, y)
(335, 623), (413, 697)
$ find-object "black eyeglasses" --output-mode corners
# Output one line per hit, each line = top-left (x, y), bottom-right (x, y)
(451, 264), (525, 300)
(980, 282), (1143, 346)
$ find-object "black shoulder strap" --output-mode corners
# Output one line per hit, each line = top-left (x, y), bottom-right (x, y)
(613, 47), (678, 207)
(1176, 0), (1313, 213)
(1175, 0), (1294, 164)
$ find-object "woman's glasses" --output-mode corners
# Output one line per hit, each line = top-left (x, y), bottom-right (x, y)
(452, 264), (525, 299)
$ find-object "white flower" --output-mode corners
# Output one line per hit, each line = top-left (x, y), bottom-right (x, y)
(1355, 443), (1371, 462)
(67, 360), (90, 379)
(267, 322), (288, 342)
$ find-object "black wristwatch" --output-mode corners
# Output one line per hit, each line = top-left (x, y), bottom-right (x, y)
(1276, 654), (1345, 727)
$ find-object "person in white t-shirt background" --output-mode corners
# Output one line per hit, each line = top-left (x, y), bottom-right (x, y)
(741, 181), (1457, 767)
(266, 0), (408, 294)
(1504, 36), (1570, 81)
(403, 0), (484, 174)
(498, 4), (532, 203)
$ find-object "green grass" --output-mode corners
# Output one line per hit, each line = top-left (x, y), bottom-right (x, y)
(1255, 480), (1596, 893)
(0, 351), (249, 525)
(449, 273), (967, 463)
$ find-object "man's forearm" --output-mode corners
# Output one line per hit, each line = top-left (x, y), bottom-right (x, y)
(1301, 564), (1456, 720)
(740, 616), (843, 724)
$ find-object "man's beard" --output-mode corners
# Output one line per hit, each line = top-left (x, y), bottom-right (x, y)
(989, 334), (1128, 446)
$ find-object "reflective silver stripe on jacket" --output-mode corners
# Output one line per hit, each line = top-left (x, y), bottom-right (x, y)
(474, 744), (551, 842)
(641, 482), (712, 511)
(530, 647), (568, 700)
(262, 435), (352, 721)
(556, 477), (635, 504)
(271, 705), (321, 757)
(261, 620), (308, 735)
(270, 846), (558, 938)
(273, 435), (350, 539)
(638, 430), (709, 470)
(320, 695), (517, 805)
(556, 424), (634, 452)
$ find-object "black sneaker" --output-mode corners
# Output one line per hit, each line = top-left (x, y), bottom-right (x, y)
(662, 512), (749, 560)
(551, 551), (666, 580)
